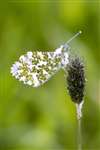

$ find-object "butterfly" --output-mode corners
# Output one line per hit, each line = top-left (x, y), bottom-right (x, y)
(11, 31), (82, 87)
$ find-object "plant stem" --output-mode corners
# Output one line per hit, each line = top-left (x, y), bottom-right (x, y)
(76, 101), (84, 150)
(77, 117), (82, 150)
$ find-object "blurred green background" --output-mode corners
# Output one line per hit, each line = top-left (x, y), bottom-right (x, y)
(0, 1), (99, 150)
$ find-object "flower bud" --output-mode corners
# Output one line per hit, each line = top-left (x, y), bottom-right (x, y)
(66, 57), (85, 104)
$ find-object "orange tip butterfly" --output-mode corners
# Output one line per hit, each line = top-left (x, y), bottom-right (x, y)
(11, 31), (82, 87)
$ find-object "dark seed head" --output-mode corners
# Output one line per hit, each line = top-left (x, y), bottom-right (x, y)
(66, 57), (85, 104)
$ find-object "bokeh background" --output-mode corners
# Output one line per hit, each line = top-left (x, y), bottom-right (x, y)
(0, 1), (99, 150)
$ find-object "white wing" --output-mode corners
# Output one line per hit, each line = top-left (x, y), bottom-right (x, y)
(11, 50), (62, 87)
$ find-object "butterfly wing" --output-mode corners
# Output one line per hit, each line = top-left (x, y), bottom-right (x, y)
(11, 51), (62, 87)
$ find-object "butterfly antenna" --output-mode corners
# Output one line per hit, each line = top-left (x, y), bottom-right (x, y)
(64, 30), (82, 49)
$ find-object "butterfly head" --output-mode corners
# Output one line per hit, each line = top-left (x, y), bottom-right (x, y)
(58, 30), (82, 69)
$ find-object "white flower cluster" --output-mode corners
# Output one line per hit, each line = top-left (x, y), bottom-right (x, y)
(11, 46), (69, 87)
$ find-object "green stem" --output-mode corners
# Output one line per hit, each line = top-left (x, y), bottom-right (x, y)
(76, 101), (84, 150)
(78, 118), (82, 150)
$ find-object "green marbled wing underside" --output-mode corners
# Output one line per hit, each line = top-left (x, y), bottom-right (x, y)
(17, 51), (62, 87)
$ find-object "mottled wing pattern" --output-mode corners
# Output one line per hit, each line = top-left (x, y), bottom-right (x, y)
(11, 51), (62, 87)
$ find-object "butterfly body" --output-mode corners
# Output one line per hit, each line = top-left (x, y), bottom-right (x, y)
(11, 45), (69, 87)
